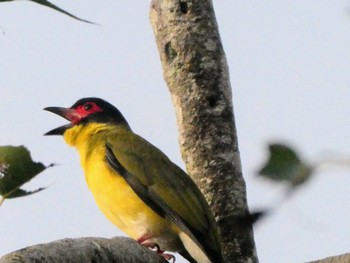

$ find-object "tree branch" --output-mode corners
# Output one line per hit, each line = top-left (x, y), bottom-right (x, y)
(0, 237), (167, 263)
(149, 1), (258, 262)
(309, 253), (350, 263)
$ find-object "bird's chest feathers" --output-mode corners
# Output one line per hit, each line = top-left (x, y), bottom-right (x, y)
(78, 140), (132, 209)
(67, 127), (152, 234)
(64, 124), (171, 239)
(82, 147), (163, 238)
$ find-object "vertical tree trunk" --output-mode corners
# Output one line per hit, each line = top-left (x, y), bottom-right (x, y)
(150, 1), (258, 262)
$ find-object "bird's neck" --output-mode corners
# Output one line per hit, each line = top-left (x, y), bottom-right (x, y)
(63, 123), (112, 171)
(63, 123), (108, 148)
(63, 123), (132, 182)
(63, 122), (132, 153)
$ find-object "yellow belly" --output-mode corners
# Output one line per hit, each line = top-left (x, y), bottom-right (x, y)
(81, 146), (181, 251)
(64, 124), (183, 251)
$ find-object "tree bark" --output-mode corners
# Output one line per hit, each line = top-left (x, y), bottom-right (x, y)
(0, 237), (167, 263)
(308, 253), (350, 263)
(149, 1), (258, 262)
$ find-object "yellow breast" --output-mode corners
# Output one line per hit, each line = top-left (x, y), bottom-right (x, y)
(63, 123), (179, 242)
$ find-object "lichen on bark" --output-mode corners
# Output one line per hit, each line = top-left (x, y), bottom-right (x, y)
(150, 1), (258, 262)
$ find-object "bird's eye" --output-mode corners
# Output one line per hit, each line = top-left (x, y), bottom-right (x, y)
(84, 103), (93, 111)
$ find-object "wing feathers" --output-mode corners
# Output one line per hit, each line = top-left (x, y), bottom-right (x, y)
(105, 144), (165, 217)
(105, 132), (223, 262)
(105, 144), (205, 254)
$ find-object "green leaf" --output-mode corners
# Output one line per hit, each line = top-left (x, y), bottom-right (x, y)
(0, 145), (53, 205)
(0, 0), (95, 24)
(258, 143), (313, 186)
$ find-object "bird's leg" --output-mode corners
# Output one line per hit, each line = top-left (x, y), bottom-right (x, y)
(160, 253), (176, 262)
(137, 234), (160, 251)
(137, 233), (152, 245)
(137, 234), (176, 262)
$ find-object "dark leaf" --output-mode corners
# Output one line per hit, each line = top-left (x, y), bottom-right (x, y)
(249, 210), (268, 224)
(258, 143), (313, 186)
(5, 187), (47, 199)
(0, 145), (53, 204)
(0, 0), (95, 24)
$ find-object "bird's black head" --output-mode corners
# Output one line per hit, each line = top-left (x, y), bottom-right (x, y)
(44, 97), (129, 135)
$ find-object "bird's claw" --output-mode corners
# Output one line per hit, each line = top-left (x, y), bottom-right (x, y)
(137, 235), (175, 262)
(161, 252), (176, 262)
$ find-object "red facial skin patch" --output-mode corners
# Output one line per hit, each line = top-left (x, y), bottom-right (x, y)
(69, 102), (103, 124)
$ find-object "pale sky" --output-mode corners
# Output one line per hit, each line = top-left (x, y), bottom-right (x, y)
(1, 1), (350, 262)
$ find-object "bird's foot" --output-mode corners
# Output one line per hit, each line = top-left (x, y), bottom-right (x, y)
(137, 235), (176, 262)
(160, 252), (176, 262)
(137, 233), (152, 244)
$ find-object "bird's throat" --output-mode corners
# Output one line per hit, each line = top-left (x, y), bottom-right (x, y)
(63, 123), (108, 147)
(63, 124), (86, 147)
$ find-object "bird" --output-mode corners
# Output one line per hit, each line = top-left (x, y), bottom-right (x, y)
(44, 97), (224, 263)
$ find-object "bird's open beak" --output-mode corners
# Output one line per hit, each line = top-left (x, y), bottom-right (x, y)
(44, 107), (81, 135)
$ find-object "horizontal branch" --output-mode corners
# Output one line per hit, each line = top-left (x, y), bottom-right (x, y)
(0, 236), (167, 263)
(309, 253), (350, 263)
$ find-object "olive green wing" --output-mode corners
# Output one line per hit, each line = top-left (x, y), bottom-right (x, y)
(105, 131), (222, 262)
